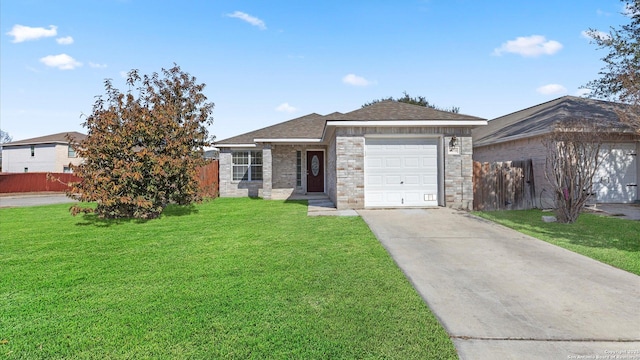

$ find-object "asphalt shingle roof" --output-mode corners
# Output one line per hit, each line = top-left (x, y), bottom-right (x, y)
(3, 131), (87, 146)
(215, 101), (484, 145)
(215, 113), (329, 145)
(472, 96), (635, 147)
(334, 100), (484, 121)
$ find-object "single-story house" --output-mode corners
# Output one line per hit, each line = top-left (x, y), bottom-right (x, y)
(215, 101), (487, 210)
(473, 96), (639, 206)
(1, 131), (86, 173)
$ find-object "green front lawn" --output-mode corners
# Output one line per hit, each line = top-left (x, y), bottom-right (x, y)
(1, 198), (456, 359)
(474, 210), (640, 276)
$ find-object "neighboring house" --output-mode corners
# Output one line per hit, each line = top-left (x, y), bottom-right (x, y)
(473, 96), (639, 205)
(215, 101), (487, 210)
(1, 131), (86, 173)
(204, 148), (219, 160)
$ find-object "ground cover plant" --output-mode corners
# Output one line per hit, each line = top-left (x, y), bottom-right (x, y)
(474, 209), (640, 275)
(1, 198), (456, 359)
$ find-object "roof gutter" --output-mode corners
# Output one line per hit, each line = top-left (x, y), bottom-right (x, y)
(214, 143), (257, 148)
(325, 120), (488, 127)
(253, 138), (322, 143)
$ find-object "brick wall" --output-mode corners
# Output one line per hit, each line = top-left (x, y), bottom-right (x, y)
(335, 134), (365, 209)
(444, 136), (474, 210)
(326, 136), (337, 206)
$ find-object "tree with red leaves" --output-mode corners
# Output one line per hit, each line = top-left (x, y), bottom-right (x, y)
(69, 64), (214, 219)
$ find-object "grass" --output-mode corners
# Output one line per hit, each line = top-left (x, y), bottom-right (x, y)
(474, 209), (640, 276)
(0, 198), (456, 359)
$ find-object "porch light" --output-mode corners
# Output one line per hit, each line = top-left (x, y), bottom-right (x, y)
(449, 136), (458, 149)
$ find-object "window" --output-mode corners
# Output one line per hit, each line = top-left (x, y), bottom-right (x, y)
(63, 166), (72, 173)
(68, 146), (76, 158)
(30, 145), (35, 157)
(24, 167), (28, 173)
(296, 151), (302, 187)
(232, 151), (263, 181)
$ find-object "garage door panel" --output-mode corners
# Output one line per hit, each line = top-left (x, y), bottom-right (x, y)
(385, 192), (403, 203)
(366, 158), (383, 168)
(385, 157), (402, 168)
(422, 157), (436, 166)
(365, 137), (439, 207)
(367, 175), (383, 186)
(594, 143), (637, 203)
(404, 191), (422, 202)
(403, 157), (420, 168)
(403, 175), (420, 185)
(385, 175), (402, 186)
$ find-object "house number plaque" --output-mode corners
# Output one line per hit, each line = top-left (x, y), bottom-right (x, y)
(311, 155), (320, 176)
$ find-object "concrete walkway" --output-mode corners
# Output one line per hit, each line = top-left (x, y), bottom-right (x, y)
(304, 196), (358, 216)
(359, 207), (640, 360)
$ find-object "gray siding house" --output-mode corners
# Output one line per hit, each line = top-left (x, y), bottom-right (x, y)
(473, 96), (639, 206)
(215, 101), (487, 210)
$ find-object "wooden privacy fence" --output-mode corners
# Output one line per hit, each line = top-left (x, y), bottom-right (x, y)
(197, 160), (219, 199)
(473, 160), (536, 211)
(0, 173), (81, 193)
(0, 160), (219, 197)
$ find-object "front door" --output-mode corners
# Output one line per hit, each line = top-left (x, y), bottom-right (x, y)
(307, 151), (324, 192)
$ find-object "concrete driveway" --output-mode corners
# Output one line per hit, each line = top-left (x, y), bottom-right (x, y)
(359, 208), (640, 360)
(0, 193), (77, 208)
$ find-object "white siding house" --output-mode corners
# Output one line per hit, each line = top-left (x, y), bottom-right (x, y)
(1, 132), (86, 173)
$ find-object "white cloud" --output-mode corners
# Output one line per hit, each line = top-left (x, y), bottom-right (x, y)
(493, 35), (563, 57)
(581, 30), (611, 41)
(537, 84), (567, 95)
(342, 73), (374, 87)
(89, 62), (107, 68)
(56, 36), (74, 45)
(39, 54), (82, 70)
(7, 24), (57, 43)
(226, 11), (266, 30)
(275, 102), (297, 113)
(119, 71), (128, 78)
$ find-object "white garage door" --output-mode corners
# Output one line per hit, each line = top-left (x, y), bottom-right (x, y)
(594, 143), (638, 203)
(365, 137), (439, 207)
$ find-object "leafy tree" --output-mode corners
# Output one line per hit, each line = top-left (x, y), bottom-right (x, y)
(585, 0), (639, 133)
(0, 129), (12, 144)
(69, 64), (214, 219)
(363, 91), (460, 113)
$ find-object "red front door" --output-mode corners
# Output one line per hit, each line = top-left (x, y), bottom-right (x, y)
(306, 151), (324, 192)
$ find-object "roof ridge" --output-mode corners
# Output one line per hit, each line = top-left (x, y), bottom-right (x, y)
(3, 131), (86, 146)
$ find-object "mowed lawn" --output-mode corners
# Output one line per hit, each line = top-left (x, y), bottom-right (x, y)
(474, 210), (640, 276)
(1, 198), (456, 359)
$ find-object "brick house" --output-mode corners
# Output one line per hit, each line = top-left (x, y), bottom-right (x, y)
(215, 101), (487, 210)
(1, 132), (86, 173)
(473, 96), (639, 206)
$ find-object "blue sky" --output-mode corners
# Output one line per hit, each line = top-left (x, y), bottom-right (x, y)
(0, 0), (631, 142)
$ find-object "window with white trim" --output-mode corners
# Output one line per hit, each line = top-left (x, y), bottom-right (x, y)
(68, 146), (76, 158)
(232, 151), (263, 181)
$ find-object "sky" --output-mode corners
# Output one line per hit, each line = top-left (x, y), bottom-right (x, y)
(0, 0), (633, 143)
